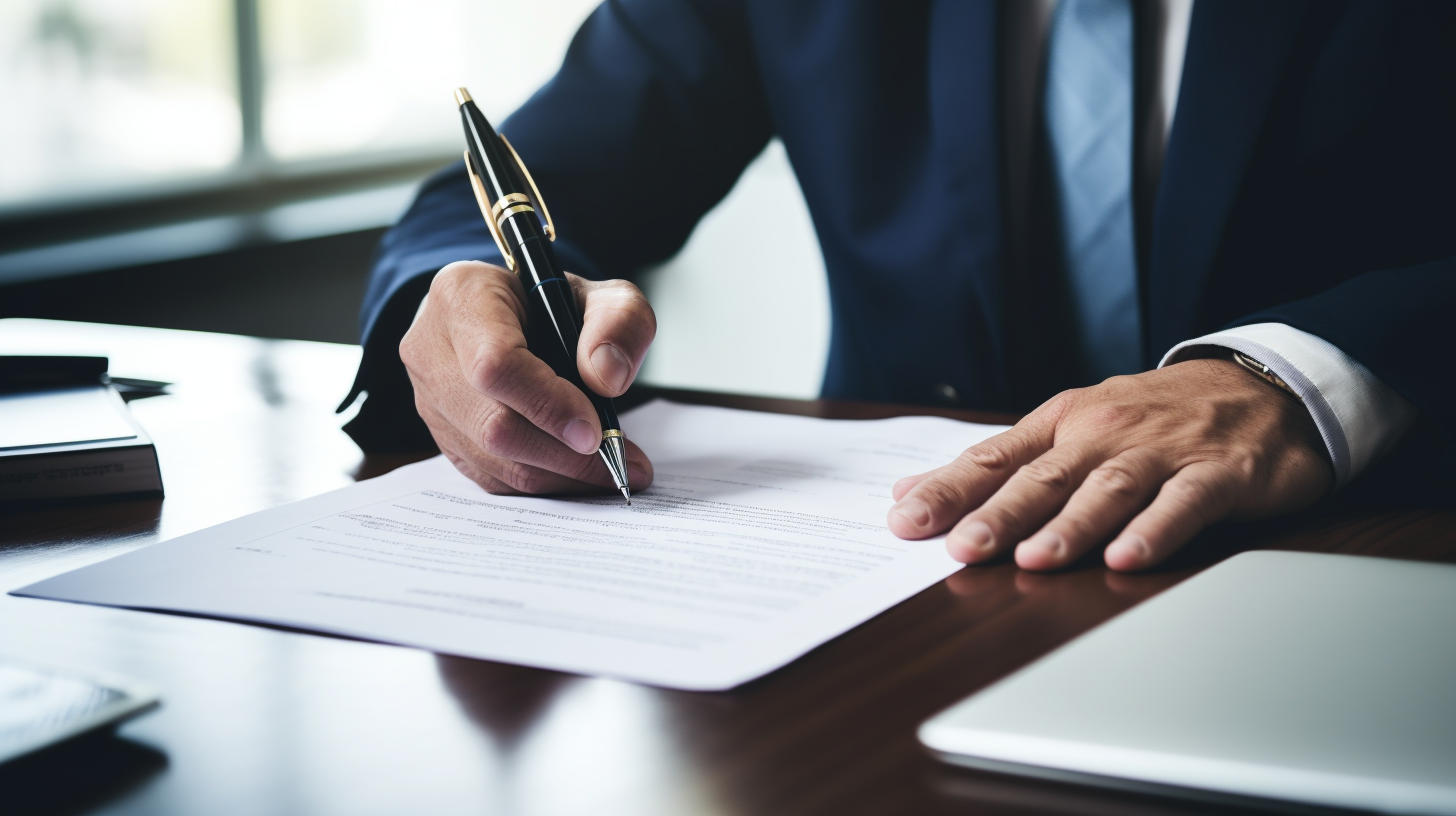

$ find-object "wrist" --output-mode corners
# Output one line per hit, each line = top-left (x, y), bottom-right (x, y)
(1228, 350), (1302, 404)
(1194, 356), (1333, 480)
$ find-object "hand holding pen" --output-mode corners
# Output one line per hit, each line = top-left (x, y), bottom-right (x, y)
(397, 90), (656, 501)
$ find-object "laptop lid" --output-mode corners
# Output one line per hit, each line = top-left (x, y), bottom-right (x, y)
(920, 551), (1456, 814)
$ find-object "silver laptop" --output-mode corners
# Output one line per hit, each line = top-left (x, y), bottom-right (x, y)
(921, 551), (1456, 814)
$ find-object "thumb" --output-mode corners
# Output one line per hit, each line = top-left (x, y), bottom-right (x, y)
(573, 275), (657, 397)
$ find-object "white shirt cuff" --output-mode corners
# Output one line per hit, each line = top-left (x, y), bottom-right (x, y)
(1159, 323), (1416, 487)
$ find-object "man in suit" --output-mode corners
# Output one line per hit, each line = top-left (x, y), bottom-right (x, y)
(340, 0), (1454, 571)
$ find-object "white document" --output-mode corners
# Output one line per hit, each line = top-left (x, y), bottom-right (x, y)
(16, 401), (1006, 690)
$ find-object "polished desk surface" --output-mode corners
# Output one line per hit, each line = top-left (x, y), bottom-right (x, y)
(3, 318), (1453, 816)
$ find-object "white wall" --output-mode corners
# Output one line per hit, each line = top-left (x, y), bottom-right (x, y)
(636, 140), (830, 399)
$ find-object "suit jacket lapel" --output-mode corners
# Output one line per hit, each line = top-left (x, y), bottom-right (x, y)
(927, 0), (1009, 402)
(1148, 0), (1309, 356)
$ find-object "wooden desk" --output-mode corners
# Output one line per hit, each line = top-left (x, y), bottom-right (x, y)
(3, 319), (1453, 816)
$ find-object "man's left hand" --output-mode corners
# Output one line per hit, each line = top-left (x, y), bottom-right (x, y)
(886, 358), (1334, 571)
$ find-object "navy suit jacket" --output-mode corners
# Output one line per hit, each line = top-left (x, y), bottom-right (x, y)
(344, 0), (1455, 482)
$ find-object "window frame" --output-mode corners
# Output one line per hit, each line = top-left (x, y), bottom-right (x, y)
(0, 0), (453, 258)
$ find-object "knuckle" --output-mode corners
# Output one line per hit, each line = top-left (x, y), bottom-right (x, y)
(599, 277), (645, 300)
(436, 261), (522, 318)
(441, 449), (499, 493)
(961, 441), (1016, 472)
(500, 460), (548, 495)
(432, 261), (483, 298)
(1016, 389), (1080, 433)
(1044, 389), (1084, 420)
(1083, 402), (1139, 432)
(467, 344), (515, 394)
(1100, 373), (1139, 390)
(1223, 453), (1260, 483)
(1056, 515), (1100, 546)
(515, 383), (560, 425)
(972, 504), (1017, 535)
(431, 261), (468, 289)
(594, 280), (659, 333)
(476, 405), (520, 456)
(914, 478), (969, 515)
(1166, 475), (1219, 510)
(399, 332), (422, 372)
(1017, 459), (1073, 490)
(1086, 462), (1143, 499)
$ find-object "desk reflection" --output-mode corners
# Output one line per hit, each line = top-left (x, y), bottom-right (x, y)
(429, 564), (1186, 816)
(436, 656), (714, 815)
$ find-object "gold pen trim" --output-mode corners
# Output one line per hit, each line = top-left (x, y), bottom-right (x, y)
(495, 203), (536, 229)
(464, 150), (516, 272)
(490, 192), (530, 218)
(499, 133), (556, 242)
(601, 429), (624, 440)
(454, 87), (473, 107)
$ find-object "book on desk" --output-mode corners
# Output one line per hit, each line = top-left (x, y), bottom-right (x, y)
(0, 384), (162, 502)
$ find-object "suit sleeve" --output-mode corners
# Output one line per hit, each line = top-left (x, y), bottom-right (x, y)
(340, 0), (773, 452)
(1226, 253), (1456, 482)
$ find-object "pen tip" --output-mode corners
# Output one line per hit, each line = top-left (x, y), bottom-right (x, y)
(454, 87), (473, 107)
(620, 486), (632, 506)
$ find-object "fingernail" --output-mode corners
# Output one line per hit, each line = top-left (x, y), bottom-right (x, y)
(563, 419), (598, 454)
(1108, 533), (1149, 562)
(590, 343), (631, 394)
(949, 521), (995, 561)
(890, 498), (932, 530)
(1021, 530), (1065, 560)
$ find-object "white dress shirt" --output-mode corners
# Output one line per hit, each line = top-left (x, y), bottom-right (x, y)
(1010, 0), (1414, 485)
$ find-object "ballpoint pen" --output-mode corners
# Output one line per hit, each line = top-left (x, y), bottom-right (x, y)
(454, 87), (632, 504)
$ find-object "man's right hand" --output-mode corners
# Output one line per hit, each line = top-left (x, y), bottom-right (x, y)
(400, 260), (657, 495)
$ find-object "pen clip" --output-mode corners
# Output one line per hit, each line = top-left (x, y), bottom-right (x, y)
(464, 151), (516, 272)
(499, 133), (556, 242)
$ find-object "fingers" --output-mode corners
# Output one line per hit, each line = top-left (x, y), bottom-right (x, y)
(941, 444), (1101, 565)
(891, 473), (927, 501)
(418, 399), (600, 493)
(885, 363), (1331, 574)
(573, 275), (656, 397)
(420, 399), (654, 495)
(887, 420), (1055, 540)
(401, 261), (656, 498)
(1103, 462), (1240, 572)
(1010, 447), (1172, 571)
(433, 262), (603, 454)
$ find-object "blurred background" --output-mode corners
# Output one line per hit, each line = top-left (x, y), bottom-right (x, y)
(0, 0), (829, 398)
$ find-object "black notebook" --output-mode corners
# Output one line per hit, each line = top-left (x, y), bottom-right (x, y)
(0, 386), (162, 502)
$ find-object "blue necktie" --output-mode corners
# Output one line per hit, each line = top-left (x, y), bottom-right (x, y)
(1044, 0), (1143, 381)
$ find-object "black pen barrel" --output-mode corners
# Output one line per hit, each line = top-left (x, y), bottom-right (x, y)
(457, 96), (623, 439)
(459, 103), (520, 205)
(515, 236), (620, 433)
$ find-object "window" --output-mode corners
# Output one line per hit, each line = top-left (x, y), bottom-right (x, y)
(0, 0), (600, 213)
(260, 0), (597, 163)
(0, 0), (239, 209)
